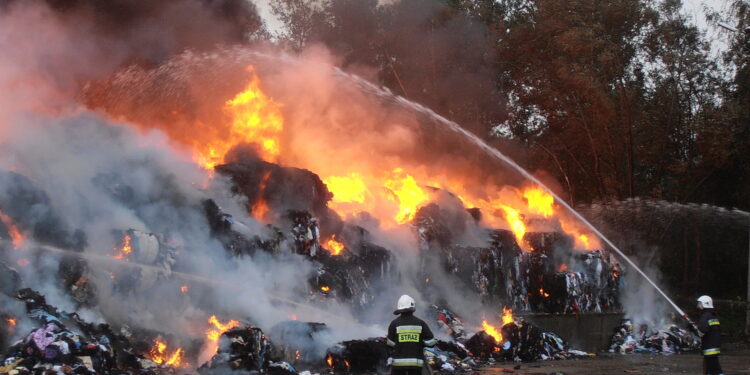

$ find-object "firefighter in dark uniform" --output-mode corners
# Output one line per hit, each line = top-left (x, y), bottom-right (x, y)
(695, 295), (723, 375)
(386, 295), (437, 375)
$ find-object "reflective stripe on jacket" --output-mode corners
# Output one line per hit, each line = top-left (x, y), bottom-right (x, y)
(697, 309), (721, 355)
(387, 313), (436, 368)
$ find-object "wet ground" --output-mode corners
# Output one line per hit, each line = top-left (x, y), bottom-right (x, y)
(481, 346), (750, 375)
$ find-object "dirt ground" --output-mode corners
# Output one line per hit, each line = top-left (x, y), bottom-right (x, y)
(481, 345), (750, 375)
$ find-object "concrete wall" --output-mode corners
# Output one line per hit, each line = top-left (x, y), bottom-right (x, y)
(519, 312), (625, 352)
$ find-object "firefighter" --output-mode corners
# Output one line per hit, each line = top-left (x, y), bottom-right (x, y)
(386, 295), (437, 375)
(695, 295), (723, 375)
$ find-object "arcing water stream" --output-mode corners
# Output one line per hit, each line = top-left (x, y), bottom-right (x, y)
(330, 65), (692, 320)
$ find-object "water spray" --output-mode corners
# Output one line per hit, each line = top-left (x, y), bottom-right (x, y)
(219, 50), (695, 323)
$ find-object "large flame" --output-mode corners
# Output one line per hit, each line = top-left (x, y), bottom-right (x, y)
(384, 168), (431, 224)
(481, 307), (515, 345)
(501, 307), (514, 326)
(197, 67), (284, 169)
(323, 173), (368, 217)
(104, 66), (602, 248)
(325, 235), (345, 256)
(206, 315), (240, 343)
(499, 205), (526, 246)
(204, 315), (240, 358)
(148, 339), (185, 368)
(481, 320), (503, 343)
(0, 210), (24, 248)
(523, 187), (554, 218)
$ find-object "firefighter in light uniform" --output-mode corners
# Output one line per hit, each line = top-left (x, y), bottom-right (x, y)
(695, 295), (723, 375)
(387, 295), (437, 375)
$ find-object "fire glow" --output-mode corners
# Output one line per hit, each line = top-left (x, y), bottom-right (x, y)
(113, 234), (132, 260)
(0, 210), (24, 248)
(123, 66), (601, 248)
(197, 67), (284, 169)
(481, 307), (515, 344)
(148, 339), (185, 368)
(5, 318), (16, 327)
(206, 315), (240, 343)
(325, 235), (345, 256)
(499, 205), (526, 246)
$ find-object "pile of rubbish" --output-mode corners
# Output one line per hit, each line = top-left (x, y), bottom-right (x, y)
(0, 282), (594, 375)
(430, 306), (591, 367)
(0, 288), (180, 375)
(0, 154), (615, 375)
(416, 203), (623, 314)
(608, 319), (700, 354)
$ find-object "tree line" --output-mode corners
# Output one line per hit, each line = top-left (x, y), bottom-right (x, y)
(264, 0), (750, 304)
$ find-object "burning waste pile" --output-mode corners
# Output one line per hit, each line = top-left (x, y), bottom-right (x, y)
(0, 38), (661, 374)
(0, 149), (605, 374)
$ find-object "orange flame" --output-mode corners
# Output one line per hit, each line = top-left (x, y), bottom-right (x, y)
(0, 210), (24, 248)
(384, 168), (430, 224)
(326, 353), (333, 367)
(499, 205), (526, 246)
(560, 219), (600, 250)
(558, 263), (569, 272)
(523, 187), (554, 218)
(578, 234), (590, 248)
(324, 173), (368, 209)
(206, 315), (240, 343)
(320, 286), (331, 292)
(539, 288), (550, 298)
(113, 234), (132, 260)
(251, 199), (270, 221)
(180, 285), (189, 293)
(501, 307), (514, 326)
(148, 339), (185, 368)
(6, 318), (16, 326)
(98, 68), (604, 248)
(481, 307), (514, 345)
(481, 320), (503, 343)
(251, 171), (272, 221)
(325, 235), (345, 256)
(196, 66), (284, 169)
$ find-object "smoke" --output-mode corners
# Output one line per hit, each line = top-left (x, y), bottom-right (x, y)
(0, 0), (378, 362)
(0, 0), (677, 368)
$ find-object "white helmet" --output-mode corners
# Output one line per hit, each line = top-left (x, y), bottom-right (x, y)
(697, 295), (713, 309)
(394, 294), (416, 315)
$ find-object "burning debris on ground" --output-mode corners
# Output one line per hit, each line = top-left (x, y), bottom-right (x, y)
(199, 325), (271, 373)
(0, 156), (626, 375)
(418, 202), (623, 314)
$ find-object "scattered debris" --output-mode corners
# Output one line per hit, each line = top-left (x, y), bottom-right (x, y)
(609, 320), (700, 354)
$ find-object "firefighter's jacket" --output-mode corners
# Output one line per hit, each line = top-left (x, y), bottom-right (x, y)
(697, 308), (721, 356)
(386, 312), (437, 368)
